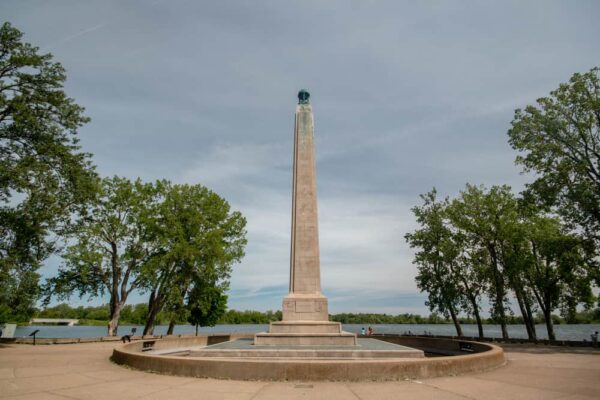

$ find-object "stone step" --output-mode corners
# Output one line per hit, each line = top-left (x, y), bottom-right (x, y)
(188, 348), (424, 359)
(254, 332), (357, 346)
(268, 321), (343, 334)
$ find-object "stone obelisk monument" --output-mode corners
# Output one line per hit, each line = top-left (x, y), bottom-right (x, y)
(254, 90), (357, 346)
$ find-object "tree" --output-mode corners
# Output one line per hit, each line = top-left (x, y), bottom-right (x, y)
(405, 189), (464, 336)
(141, 183), (246, 335)
(508, 67), (600, 251)
(522, 215), (594, 338)
(0, 22), (96, 322)
(446, 234), (487, 339)
(187, 284), (227, 336)
(44, 177), (161, 336)
(447, 184), (535, 340)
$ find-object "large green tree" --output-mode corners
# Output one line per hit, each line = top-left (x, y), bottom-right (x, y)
(447, 184), (539, 340)
(141, 183), (246, 335)
(0, 22), (96, 322)
(44, 177), (161, 335)
(508, 67), (600, 252)
(405, 189), (464, 336)
(522, 215), (594, 339)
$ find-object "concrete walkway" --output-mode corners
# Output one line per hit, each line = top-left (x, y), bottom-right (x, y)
(0, 342), (598, 399)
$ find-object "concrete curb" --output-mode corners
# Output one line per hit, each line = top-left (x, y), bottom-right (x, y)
(111, 334), (505, 381)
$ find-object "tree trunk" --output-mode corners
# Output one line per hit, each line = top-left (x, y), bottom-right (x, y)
(543, 307), (556, 340)
(143, 290), (161, 336)
(542, 291), (556, 341)
(468, 294), (484, 338)
(448, 303), (463, 337)
(489, 245), (508, 339)
(107, 301), (122, 337)
(458, 273), (484, 339)
(107, 241), (122, 337)
(167, 319), (176, 335)
(524, 295), (537, 340)
(514, 287), (535, 340)
(195, 324), (199, 336)
(493, 286), (508, 339)
(532, 288), (555, 341)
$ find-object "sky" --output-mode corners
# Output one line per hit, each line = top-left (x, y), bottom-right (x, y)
(2, 0), (599, 315)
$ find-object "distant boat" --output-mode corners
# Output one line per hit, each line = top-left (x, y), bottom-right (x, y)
(30, 318), (79, 326)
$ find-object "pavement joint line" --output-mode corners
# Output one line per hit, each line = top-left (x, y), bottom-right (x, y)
(344, 383), (364, 400)
(77, 370), (130, 382)
(131, 383), (185, 400)
(13, 370), (66, 379)
(469, 375), (582, 396)
(168, 377), (263, 394)
(415, 381), (477, 400)
(44, 389), (83, 400)
(247, 382), (272, 400)
(12, 371), (159, 399)
(3, 374), (99, 398)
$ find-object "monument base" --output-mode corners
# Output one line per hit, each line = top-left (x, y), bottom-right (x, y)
(282, 293), (329, 321)
(254, 321), (357, 346)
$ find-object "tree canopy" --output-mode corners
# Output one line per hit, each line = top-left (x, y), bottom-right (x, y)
(508, 67), (600, 250)
(44, 177), (162, 335)
(141, 183), (247, 335)
(0, 22), (96, 323)
(407, 183), (596, 340)
(187, 284), (228, 336)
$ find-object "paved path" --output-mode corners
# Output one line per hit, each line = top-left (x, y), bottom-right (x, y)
(0, 342), (598, 399)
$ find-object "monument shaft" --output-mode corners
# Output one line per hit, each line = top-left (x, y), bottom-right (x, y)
(254, 90), (356, 345)
(281, 97), (328, 322)
(290, 103), (321, 294)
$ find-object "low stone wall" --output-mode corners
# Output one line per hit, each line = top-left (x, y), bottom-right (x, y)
(111, 334), (505, 381)
(0, 333), (237, 345)
(413, 334), (599, 348)
(3, 332), (596, 347)
(1, 336), (125, 345)
(373, 335), (492, 356)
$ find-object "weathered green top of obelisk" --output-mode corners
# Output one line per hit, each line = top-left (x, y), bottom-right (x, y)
(298, 89), (310, 104)
(289, 89), (321, 295)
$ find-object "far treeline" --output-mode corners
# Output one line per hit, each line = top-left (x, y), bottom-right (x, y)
(34, 304), (600, 326)
(406, 67), (600, 341)
(1, 22), (599, 339)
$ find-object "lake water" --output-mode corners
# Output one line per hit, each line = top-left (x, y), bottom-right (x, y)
(14, 323), (600, 341)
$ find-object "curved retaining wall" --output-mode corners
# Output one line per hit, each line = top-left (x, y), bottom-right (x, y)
(112, 333), (505, 381)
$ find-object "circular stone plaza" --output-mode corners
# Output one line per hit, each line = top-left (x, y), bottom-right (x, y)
(0, 338), (598, 400)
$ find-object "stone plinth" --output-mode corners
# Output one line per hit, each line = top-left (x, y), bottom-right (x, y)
(281, 293), (328, 322)
(254, 332), (357, 346)
(269, 321), (342, 334)
(254, 321), (357, 346)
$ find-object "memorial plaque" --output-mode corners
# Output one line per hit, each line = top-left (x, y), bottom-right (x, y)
(295, 301), (314, 313)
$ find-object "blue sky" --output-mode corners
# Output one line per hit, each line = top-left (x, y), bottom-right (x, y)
(2, 1), (599, 315)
